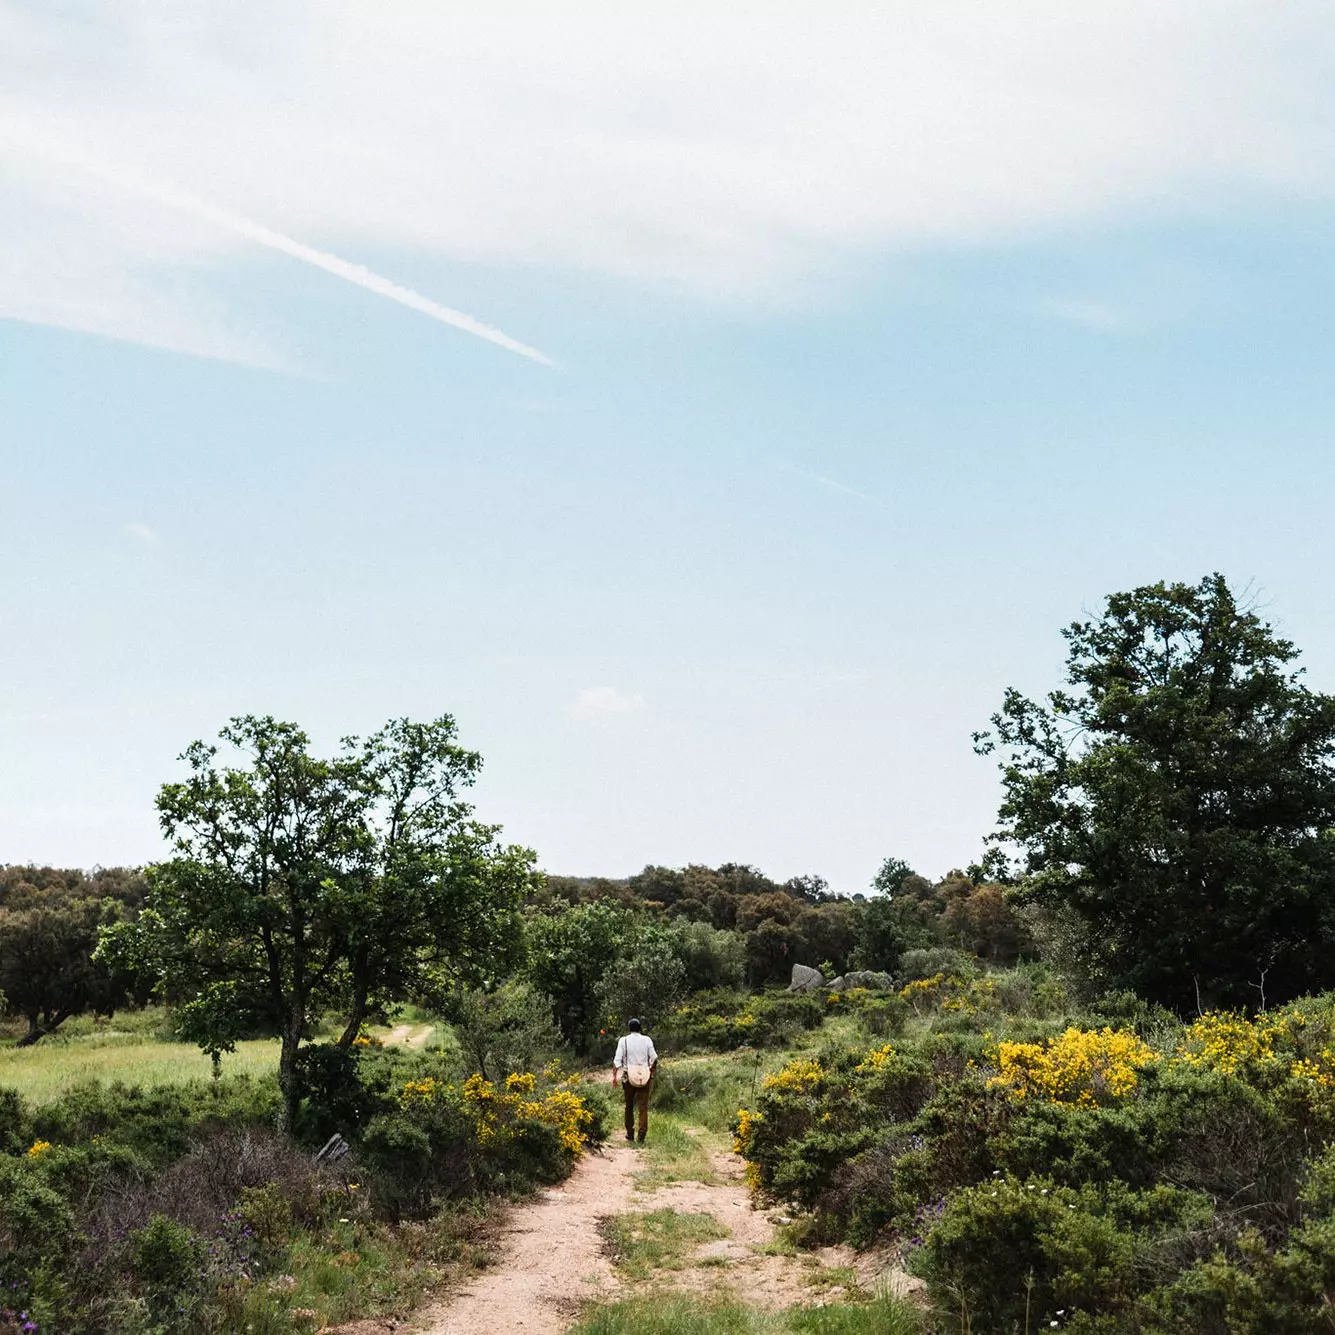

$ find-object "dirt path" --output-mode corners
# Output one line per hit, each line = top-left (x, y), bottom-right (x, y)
(414, 1137), (919, 1334)
(384, 1023), (435, 1048)
(416, 1145), (635, 1334)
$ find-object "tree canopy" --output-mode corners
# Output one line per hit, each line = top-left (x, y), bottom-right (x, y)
(977, 574), (1335, 1011)
(100, 714), (535, 1129)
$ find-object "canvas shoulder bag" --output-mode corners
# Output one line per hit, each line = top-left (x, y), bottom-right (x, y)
(624, 1036), (653, 1087)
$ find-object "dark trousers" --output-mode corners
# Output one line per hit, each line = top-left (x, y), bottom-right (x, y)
(623, 1079), (650, 1139)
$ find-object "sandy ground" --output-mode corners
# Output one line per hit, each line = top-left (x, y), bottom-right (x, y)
(411, 1137), (920, 1335)
(384, 1023), (435, 1048)
(415, 1144), (634, 1334)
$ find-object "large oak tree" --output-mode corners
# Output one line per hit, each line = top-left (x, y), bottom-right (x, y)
(977, 574), (1335, 1012)
(101, 714), (534, 1130)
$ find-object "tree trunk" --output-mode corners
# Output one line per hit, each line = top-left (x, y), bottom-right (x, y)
(16, 1014), (50, 1048)
(277, 1009), (304, 1135)
(337, 983), (369, 1048)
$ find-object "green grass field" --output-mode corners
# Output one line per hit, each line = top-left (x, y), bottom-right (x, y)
(0, 1032), (281, 1102)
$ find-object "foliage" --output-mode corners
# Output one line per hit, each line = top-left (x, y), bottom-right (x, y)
(0, 898), (130, 1043)
(99, 714), (534, 1129)
(597, 924), (688, 1031)
(364, 1066), (603, 1215)
(909, 1175), (1213, 1332)
(446, 982), (562, 1083)
(989, 1027), (1157, 1107)
(524, 900), (632, 1050)
(663, 989), (827, 1052)
(730, 982), (1335, 1330)
(0, 1049), (588, 1333)
(978, 574), (1335, 1011)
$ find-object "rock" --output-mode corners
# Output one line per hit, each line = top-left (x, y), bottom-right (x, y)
(826, 976), (847, 992)
(788, 963), (825, 992)
(843, 970), (893, 991)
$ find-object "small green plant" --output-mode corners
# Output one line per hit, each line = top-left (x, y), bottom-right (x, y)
(131, 1213), (203, 1299)
(598, 1209), (729, 1279)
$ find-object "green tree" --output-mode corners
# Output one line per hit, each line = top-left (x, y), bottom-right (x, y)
(0, 899), (124, 1044)
(100, 714), (533, 1131)
(524, 900), (632, 1050)
(596, 924), (688, 1032)
(977, 574), (1335, 1011)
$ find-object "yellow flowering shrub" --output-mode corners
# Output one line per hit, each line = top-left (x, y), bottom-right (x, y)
(26, 1139), (52, 1159)
(1290, 1054), (1335, 1091)
(989, 1027), (1156, 1107)
(733, 1107), (763, 1155)
(396, 1070), (595, 1156)
(398, 1077), (444, 1109)
(1175, 1012), (1282, 1074)
(762, 1057), (824, 1094)
(855, 1043), (896, 1074)
(460, 1072), (594, 1154)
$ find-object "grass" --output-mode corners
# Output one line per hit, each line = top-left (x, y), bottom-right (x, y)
(633, 1113), (719, 1190)
(569, 1295), (923, 1335)
(0, 1033), (281, 1102)
(598, 1209), (730, 1280)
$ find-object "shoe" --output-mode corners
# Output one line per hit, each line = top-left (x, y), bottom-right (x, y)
(637, 1133), (646, 1143)
(625, 1131), (634, 1142)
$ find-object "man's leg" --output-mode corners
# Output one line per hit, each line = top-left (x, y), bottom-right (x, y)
(636, 1085), (649, 1142)
(623, 1081), (636, 1141)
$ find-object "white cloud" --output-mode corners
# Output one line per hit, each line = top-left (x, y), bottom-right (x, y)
(570, 686), (646, 720)
(123, 522), (157, 544)
(3, 2), (1335, 361)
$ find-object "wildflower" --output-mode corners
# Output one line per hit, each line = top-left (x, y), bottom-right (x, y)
(855, 1043), (896, 1074)
(763, 1057), (823, 1093)
(989, 1027), (1155, 1107)
(26, 1141), (52, 1159)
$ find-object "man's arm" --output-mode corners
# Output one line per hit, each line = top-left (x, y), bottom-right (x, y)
(647, 1037), (659, 1072)
(612, 1036), (624, 1086)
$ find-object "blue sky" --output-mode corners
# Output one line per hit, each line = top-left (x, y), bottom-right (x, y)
(5, 3), (1335, 890)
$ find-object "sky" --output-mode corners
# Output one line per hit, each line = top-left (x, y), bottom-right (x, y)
(5, 3), (1335, 892)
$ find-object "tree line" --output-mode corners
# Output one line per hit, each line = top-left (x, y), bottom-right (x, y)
(7, 573), (1335, 1124)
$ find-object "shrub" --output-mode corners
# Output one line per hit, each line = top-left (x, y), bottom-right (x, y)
(663, 990), (826, 1053)
(737, 1043), (935, 1216)
(897, 947), (975, 984)
(989, 1027), (1157, 1107)
(130, 1213), (202, 1300)
(909, 1176), (1213, 1332)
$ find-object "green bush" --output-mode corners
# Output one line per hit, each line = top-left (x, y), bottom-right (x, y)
(908, 1176), (1213, 1332)
(663, 989), (826, 1053)
(131, 1214), (202, 1300)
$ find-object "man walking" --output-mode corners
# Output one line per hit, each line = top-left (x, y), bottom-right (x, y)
(612, 1017), (658, 1143)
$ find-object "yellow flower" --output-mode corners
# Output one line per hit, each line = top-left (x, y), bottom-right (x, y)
(27, 1139), (52, 1159)
(855, 1043), (895, 1074)
(762, 1057), (823, 1094)
(733, 1107), (763, 1155)
(1175, 1012), (1280, 1075)
(398, 1077), (444, 1108)
(989, 1027), (1155, 1107)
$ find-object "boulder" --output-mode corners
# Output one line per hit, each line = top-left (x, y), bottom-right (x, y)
(788, 963), (825, 993)
(843, 970), (893, 991)
(826, 976), (847, 992)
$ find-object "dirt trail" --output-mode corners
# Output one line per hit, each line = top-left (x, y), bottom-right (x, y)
(384, 1023), (434, 1048)
(416, 1145), (634, 1334)
(414, 1139), (919, 1334)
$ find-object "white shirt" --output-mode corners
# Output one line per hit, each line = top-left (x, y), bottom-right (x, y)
(613, 1032), (658, 1070)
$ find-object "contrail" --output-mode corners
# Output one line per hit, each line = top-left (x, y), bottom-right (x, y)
(773, 458), (884, 507)
(3, 127), (555, 366)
